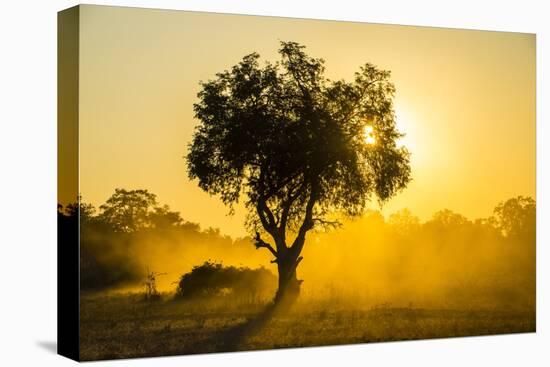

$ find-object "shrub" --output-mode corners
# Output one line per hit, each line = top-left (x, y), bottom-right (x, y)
(175, 261), (276, 301)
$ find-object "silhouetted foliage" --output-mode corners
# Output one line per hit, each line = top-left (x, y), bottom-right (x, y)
(175, 261), (276, 301)
(65, 198), (96, 222)
(187, 41), (412, 302)
(69, 189), (195, 290)
(98, 189), (182, 233)
(492, 196), (535, 238)
(61, 189), (269, 291)
(148, 205), (184, 229)
(59, 188), (534, 305)
(388, 208), (421, 236)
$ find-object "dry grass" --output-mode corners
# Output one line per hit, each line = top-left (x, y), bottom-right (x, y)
(79, 293), (535, 361)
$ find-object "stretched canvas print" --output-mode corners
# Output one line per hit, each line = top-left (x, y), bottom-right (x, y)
(58, 4), (536, 361)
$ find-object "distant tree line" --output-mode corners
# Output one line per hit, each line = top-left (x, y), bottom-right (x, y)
(59, 189), (535, 303)
(298, 196), (535, 309)
(58, 189), (256, 291)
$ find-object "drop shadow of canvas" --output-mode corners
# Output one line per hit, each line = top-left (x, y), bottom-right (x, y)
(36, 340), (57, 354)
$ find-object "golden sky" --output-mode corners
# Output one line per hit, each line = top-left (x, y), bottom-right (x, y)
(76, 5), (535, 238)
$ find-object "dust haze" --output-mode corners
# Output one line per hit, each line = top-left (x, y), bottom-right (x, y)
(73, 195), (535, 311)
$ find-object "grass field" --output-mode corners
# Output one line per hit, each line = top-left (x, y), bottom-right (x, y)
(79, 293), (535, 361)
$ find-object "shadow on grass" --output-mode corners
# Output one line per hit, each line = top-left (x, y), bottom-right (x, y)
(213, 302), (281, 352)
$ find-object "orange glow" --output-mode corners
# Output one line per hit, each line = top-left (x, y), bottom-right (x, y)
(76, 5), (535, 238)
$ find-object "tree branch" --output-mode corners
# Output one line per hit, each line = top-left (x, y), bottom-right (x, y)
(283, 52), (311, 101)
(257, 198), (277, 233)
(262, 171), (303, 202)
(312, 218), (342, 229)
(279, 180), (306, 236)
(341, 77), (384, 123)
(257, 165), (287, 235)
(294, 256), (303, 270)
(254, 232), (278, 258)
(291, 183), (318, 252)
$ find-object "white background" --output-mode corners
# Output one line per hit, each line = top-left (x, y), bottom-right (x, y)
(0, 0), (548, 366)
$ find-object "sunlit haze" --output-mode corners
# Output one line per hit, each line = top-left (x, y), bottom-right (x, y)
(75, 6), (535, 238)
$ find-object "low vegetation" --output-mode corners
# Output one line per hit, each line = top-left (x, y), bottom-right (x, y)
(79, 293), (535, 361)
(175, 261), (276, 301)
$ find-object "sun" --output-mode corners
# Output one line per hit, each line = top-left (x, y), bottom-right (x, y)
(364, 125), (376, 145)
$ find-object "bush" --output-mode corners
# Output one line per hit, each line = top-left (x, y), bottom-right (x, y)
(175, 261), (276, 301)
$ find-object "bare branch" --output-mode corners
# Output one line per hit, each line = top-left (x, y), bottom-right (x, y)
(291, 183), (318, 252)
(254, 231), (278, 258)
(279, 179), (306, 236)
(294, 256), (303, 270)
(256, 164), (283, 235)
(261, 199), (277, 227)
(312, 218), (342, 229)
(256, 200), (276, 236)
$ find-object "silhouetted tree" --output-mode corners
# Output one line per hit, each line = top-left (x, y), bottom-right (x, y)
(429, 209), (469, 228)
(98, 189), (158, 232)
(65, 199), (96, 223)
(149, 204), (184, 229)
(389, 208), (420, 236)
(97, 189), (186, 232)
(78, 190), (191, 290)
(493, 196), (536, 238)
(187, 41), (411, 304)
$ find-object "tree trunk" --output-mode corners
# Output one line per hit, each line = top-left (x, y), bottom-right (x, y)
(273, 255), (302, 308)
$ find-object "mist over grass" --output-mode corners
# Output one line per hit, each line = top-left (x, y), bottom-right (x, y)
(64, 193), (535, 312)
(300, 208), (535, 310)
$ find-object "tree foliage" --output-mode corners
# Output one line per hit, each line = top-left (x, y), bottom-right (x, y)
(492, 196), (536, 238)
(58, 190), (192, 290)
(98, 189), (183, 232)
(175, 261), (276, 300)
(187, 41), (411, 251)
(187, 41), (412, 302)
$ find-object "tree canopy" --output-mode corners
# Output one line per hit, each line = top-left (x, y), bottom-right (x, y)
(492, 196), (536, 238)
(188, 41), (411, 247)
(98, 188), (183, 232)
(187, 41), (412, 302)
